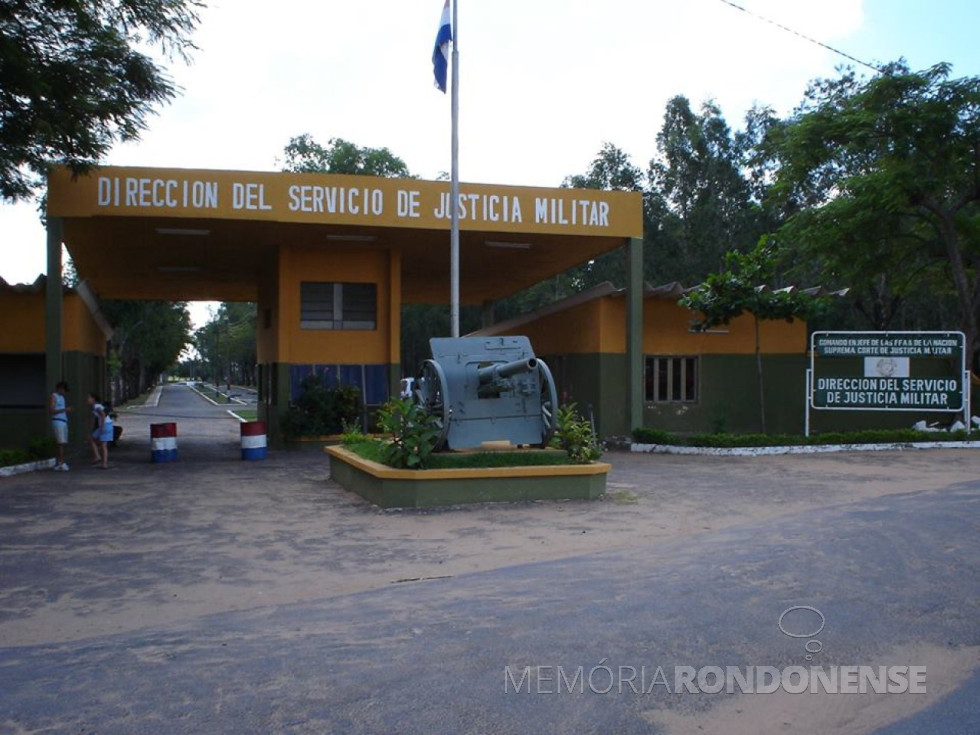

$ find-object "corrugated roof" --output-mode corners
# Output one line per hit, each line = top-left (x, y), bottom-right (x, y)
(468, 282), (620, 337)
(0, 274), (48, 293)
(0, 275), (113, 339)
(470, 280), (846, 337)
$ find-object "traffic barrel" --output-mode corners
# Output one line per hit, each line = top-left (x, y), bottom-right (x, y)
(240, 421), (267, 461)
(150, 422), (178, 463)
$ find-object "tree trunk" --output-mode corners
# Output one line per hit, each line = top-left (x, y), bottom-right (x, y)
(755, 315), (767, 434)
(929, 203), (979, 373)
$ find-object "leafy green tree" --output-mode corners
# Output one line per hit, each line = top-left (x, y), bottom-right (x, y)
(102, 300), (191, 401)
(0, 0), (203, 200)
(767, 62), (980, 367)
(647, 96), (762, 284)
(281, 134), (412, 178)
(562, 142), (644, 192)
(681, 241), (825, 433)
(194, 302), (257, 386)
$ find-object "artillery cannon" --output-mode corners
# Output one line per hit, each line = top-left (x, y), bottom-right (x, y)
(415, 336), (558, 450)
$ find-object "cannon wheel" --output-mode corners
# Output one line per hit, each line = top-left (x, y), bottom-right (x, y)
(415, 359), (451, 449)
(537, 360), (558, 448)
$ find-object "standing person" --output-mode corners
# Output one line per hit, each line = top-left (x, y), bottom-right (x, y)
(49, 381), (72, 471)
(87, 393), (114, 469)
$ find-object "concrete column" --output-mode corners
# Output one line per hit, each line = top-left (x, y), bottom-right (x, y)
(266, 362), (292, 448)
(481, 299), (495, 329)
(45, 217), (63, 393)
(388, 248), (403, 399)
(626, 236), (644, 433)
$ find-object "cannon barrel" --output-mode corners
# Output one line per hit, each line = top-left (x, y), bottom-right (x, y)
(477, 358), (538, 385)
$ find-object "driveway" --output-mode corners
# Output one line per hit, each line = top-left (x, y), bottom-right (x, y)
(0, 384), (977, 733)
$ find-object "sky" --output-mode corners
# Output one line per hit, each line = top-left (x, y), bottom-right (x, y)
(1, 0), (978, 328)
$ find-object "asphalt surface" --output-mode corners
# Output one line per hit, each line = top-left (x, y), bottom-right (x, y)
(0, 384), (977, 734)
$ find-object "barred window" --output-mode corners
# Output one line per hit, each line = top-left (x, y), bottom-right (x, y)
(645, 356), (698, 403)
(300, 282), (377, 330)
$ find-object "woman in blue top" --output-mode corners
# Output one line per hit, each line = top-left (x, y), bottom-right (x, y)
(87, 393), (114, 469)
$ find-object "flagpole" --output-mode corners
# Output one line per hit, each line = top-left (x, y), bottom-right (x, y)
(449, 0), (460, 337)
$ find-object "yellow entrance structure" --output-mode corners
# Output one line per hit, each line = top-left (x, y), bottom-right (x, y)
(45, 166), (644, 444)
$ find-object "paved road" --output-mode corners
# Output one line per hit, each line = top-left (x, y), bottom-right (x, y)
(117, 383), (244, 462)
(0, 410), (977, 733)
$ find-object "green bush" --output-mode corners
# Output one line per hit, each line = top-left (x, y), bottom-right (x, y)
(0, 436), (55, 468)
(281, 374), (362, 438)
(632, 427), (976, 448)
(27, 436), (56, 460)
(0, 448), (30, 468)
(376, 398), (443, 469)
(339, 419), (367, 446)
(345, 439), (574, 469)
(555, 403), (602, 463)
(630, 428), (682, 446)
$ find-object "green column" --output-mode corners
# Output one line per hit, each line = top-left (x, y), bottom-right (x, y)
(45, 217), (63, 393)
(481, 299), (495, 329)
(265, 362), (292, 448)
(626, 236), (644, 433)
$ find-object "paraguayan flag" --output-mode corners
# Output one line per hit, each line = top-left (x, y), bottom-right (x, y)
(432, 0), (452, 93)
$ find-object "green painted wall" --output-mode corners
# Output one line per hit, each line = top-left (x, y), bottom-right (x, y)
(63, 350), (107, 446)
(643, 355), (806, 435)
(0, 350), (105, 453)
(0, 410), (46, 449)
(541, 352), (627, 437)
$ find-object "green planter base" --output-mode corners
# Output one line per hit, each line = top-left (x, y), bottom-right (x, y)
(325, 446), (610, 508)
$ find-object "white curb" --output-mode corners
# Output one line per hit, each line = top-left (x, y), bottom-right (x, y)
(0, 458), (58, 478)
(631, 441), (980, 456)
(145, 385), (163, 408)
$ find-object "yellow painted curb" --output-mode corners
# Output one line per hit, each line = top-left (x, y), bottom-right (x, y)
(325, 445), (611, 481)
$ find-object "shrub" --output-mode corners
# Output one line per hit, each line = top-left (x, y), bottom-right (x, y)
(376, 398), (443, 469)
(0, 436), (54, 468)
(27, 436), (56, 460)
(0, 448), (30, 468)
(280, 374), (362, 438)
(555, 403), (602, 463)
(631, 427), (976, 448)
(339, 419), (367, 446)
(631, 427), (682, 446)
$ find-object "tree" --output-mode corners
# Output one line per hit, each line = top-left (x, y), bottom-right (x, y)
(767, 62), (980, 368)
(0, 0), (203, 200)
(194, 302), (257, 386)
(101, 301), (192, 402)
(681, 241), (825, 433)
(562, 141), (644, 192)
(281, 134), (412, 178)
(647, 96), (761, 284)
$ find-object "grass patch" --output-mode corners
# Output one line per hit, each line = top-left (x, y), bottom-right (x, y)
(232, 409), (258, 422)
(194, 385), (225, 402)
(632, 427), (976, 448)
(0, 437), (56, 468)
(344, 439), (575, 469)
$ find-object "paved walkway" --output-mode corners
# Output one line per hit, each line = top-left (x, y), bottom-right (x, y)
(0, 407), (978, 733)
